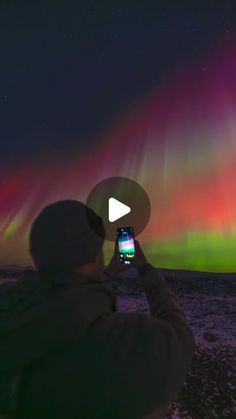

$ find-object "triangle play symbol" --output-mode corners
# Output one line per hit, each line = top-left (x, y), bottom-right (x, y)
(108, 197), (131, 222)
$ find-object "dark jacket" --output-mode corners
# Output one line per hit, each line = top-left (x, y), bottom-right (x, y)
(0, 268), (195, 419)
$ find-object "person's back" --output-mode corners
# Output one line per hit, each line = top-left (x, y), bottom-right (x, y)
(13, 267), (194, 419)
(0, 200), (195, 419)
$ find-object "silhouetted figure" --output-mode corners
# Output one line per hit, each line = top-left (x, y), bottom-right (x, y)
(0, 200), (195, 419)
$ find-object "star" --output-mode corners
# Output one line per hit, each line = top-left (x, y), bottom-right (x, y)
(115, 9), (121, 16)
(162, 25), (168, 32)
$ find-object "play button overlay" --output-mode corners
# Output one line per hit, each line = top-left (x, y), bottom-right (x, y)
(108, 198), (131, 222)
(86, 177), (151, 241)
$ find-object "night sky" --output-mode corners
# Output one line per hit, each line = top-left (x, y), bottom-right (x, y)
(1, 2), (235, 164)
(1, 2), (236, 270)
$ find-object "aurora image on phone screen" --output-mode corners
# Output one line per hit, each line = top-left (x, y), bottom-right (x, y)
(117, 227), (135, 264)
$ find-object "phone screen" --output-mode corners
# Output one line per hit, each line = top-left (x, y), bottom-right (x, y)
(117, 227), (135, 264)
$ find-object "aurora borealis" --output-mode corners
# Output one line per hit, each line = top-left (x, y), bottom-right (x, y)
(1, 39), (236, 272)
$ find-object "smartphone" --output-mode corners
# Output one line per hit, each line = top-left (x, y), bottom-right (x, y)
(117, 227), (135, 264)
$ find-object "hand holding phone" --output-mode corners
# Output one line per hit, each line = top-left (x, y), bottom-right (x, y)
(105, 229), (148, 277)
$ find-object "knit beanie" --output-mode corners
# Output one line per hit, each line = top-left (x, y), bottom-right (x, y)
(29, 200), (105, 271)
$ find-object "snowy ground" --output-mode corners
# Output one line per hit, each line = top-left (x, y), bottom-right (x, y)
(109, 268), (236, 419)
(0, 267), (235, 418)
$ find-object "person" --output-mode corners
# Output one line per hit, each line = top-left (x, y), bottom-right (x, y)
(0, 200), (195, 419)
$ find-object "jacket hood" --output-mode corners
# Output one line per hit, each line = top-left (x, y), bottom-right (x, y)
(0, 270), (116, 372)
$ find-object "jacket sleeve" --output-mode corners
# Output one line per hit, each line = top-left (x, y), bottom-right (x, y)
(139, 268), (195, 406)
